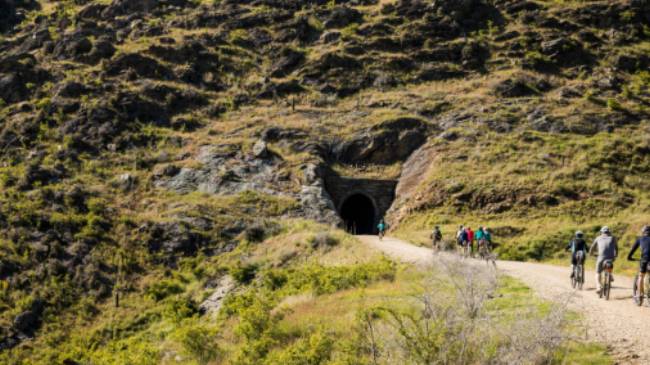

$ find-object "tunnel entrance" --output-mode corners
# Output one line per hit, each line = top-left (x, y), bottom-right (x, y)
(340, 194), (376, 234)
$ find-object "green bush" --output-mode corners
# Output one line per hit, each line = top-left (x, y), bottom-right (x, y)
(145, 279), (184, 301)
(231, 263), (259, 284)
(179, 325), (220, 365)
(263, 331), (334, 365)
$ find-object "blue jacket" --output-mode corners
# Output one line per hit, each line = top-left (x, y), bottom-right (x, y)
(628, 235), (650, 261)
(567, 238), (588, 254)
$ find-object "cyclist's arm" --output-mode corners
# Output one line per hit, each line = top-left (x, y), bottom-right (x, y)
(614, 237), (618, 258)
(628, 239), (640, 261)
(589, 240), (597, 255)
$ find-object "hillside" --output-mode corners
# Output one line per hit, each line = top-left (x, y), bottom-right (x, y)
(0, 0), (649, 363)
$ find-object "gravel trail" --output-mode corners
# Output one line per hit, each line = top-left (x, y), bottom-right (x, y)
(360, 235), (649, 364)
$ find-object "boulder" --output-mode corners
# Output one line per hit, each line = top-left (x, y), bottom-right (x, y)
(494, 75), (551, 98)
(324, 6), (363, 28)
(13, 299), (45, 337)
(105, 53), (174, 80)
(332, 117), (428, 164)
(199, 276), (235, 316)
(270, 48), (305, 78)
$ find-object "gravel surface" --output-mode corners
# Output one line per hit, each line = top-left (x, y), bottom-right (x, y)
(360, 235), (650, 364)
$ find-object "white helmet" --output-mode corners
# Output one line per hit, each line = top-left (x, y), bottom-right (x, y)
(600, 226), (610, 234)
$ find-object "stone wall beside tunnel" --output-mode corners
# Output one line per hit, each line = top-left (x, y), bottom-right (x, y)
(324, 175), (397, 234)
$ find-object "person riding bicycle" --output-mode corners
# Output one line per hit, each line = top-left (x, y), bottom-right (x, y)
(466, 226), (475, 256)
(589, 226), (618, 295)
(377, 219), (386, 236)
(627, 226), (650, 300)
(456, 225), (466, 252)
(431, 226), (442, 250)
(483, 228), (493, 250)
(566, 231), (588, 278)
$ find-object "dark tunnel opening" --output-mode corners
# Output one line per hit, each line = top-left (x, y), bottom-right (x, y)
(340, 194), (376, 235)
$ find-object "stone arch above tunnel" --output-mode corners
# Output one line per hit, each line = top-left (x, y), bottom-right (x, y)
(324, 175), (397, 234)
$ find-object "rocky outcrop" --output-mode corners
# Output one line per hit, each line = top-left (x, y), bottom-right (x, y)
(199, 276), (235, 316)
(331, 117), (429, 165)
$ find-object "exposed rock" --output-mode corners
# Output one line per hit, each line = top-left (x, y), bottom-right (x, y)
(116, 173), (137, 191)
(199, 276), (235, 316)
(320, 31), (341, 44)
(13, 299), (45, 337)
(324, 6), (362, 28)
(494, 75), (551, 97)
(252, 140), (269, 159)
(105, 53), (174, 80)
(270, 48), (305, 78)
(332, 117), (428, 165)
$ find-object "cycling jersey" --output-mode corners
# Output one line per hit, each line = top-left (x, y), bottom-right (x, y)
(567, 238), (588, 253)
(628, 236), (650, 261)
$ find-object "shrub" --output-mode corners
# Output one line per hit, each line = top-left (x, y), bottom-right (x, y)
(245, 223), (267, 243)
(607, 98), (624, 112)
(263, 331), (334, 365)
(231, 263), (259, 284)
(309, 232), (339, 248)
(179, 325), (220, 365)
(145, 279), (184, 301)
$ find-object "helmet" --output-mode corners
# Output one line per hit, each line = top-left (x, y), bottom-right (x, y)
(600, 226), (610, 234)
(459, 225), (463, 229)
(643, 226), (650, 235)
(575, 230), (583, 238)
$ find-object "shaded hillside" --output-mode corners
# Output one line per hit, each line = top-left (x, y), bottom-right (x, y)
(0, 0), (649, 362)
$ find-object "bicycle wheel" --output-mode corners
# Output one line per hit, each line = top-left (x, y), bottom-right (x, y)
(571, 268), (577, 289)
(634, 273), (643, 306)
(604, 272), (611, 300)
(578, 266), (584, 290)
(598, 273), (604, 298)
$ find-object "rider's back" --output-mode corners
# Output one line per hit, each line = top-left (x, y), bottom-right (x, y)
(592, 235), (617, 259)
(632, 236), (650, 260)
(570, 238), (587, 252)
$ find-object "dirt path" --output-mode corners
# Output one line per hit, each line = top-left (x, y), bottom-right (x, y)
(360, 235), (649, 364)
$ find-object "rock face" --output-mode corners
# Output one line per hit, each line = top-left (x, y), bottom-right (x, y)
(155, 144), (286, 196)
(331, 117), (428, 165)
(385, 143), (437, 225)
(199, 276), (235, 316)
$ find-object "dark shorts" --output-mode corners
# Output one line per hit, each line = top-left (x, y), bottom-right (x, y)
(571, 252), (586, 266)
(596, 258), (614, 274)
(641, 259), (650, 274)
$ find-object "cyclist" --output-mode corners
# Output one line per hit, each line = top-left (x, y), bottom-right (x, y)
(627, 226), (650, 300)
(589, 226), (618, 295)
(431, 226), (443, 250)
(483, 227), (493, 250)
(566, 231), (588, 279)
(466, 226), (475, 256)
(456, 225), (466, 254)
(377, 219), (386, 239)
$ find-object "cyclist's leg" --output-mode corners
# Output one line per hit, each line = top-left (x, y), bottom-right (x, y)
(571, 253), (577, 277)
(595, 258), (603, 291)
(639, 260), (648, 296)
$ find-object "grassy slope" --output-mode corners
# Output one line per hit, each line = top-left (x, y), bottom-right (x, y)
(0, 0), (648, 362)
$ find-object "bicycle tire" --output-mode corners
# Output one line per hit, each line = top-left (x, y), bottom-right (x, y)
(598, 273), (604, 298)
(571, 270), (577, 289)
(604, 272), (611, 300)
(634, 273), (643, 306)
(578, 266), (584, 290)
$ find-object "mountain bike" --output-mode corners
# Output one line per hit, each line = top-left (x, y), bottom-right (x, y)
(632, 261), (650, 306)
(599, 260), (613, 300)
(378, 230), (384, 241)
(571, 251), (585, 290)
(478, 240), (497, 268)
